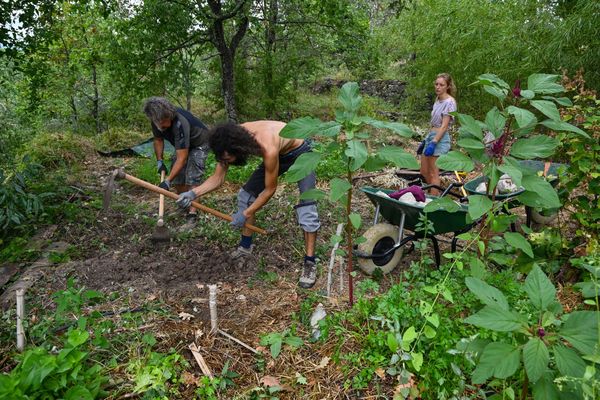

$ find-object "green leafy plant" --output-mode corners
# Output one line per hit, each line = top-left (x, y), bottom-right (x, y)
(280, 82), (418, 304)
(126, 350), (189, 399)
(194, 361), (239, 400)
(463, 264), (599, 399)
(0, 328), (108, 399)
(259, 329), (304, 359)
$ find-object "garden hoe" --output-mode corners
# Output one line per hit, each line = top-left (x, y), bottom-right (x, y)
(151, 171), (171, 242)
(103, 168), (267, 235)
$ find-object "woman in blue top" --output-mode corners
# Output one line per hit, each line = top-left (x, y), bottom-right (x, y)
(420, 73), (457, 195)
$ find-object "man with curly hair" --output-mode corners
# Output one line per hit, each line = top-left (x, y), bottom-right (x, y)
(176, 121), (321, 289)
(143, 97), (210, 231)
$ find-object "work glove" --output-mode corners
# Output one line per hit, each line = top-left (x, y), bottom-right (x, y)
(158, 179), (171, 191)
(157, 160), (168, 175)
(176, 190), (197, 209)
(230, 210), (247, 229)
(423, 141), (437, 157)
(416, 140), (426, 155)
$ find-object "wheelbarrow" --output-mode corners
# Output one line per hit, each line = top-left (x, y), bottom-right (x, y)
(355, 183), (472, 275)
(463, 160), (567, 227)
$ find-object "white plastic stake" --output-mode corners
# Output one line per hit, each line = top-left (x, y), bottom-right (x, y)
(327, 223), (344, 297)
(16, 288), (25, 351)
(208, 285), (218, 333)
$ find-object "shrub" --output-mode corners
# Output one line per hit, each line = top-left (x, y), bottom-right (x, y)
(20, 132), (94, 169)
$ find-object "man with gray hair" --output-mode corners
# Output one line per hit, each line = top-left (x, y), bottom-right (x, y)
(143, 97), (210, 230)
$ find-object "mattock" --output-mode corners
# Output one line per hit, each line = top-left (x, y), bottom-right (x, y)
(103, 168), (267, 235)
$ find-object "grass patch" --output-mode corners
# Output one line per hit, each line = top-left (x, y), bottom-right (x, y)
(94, 127), (149, 153)
(19, 132), (94, 169)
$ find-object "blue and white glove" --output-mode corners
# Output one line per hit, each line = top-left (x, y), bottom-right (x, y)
(176, 190), (197, 209)
(157, 160), (168, 174)
(158, 179), (171, 190)
(423, 141), (437, 156)
(230, 210), (247, 229)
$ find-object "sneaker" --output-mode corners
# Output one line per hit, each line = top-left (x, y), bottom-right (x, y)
(178, 213), (197, 233)
(298, 260), (317, 289)
(230, 245), (253, 259)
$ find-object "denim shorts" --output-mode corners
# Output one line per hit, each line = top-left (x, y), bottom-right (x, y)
(170, 145), (209, 186)
(424, 131), (451, 156)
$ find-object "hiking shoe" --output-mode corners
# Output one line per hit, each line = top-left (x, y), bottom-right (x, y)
(178, 213), (197, 233)
(230, 245), (253, 259)
(298, 260), (317, 289)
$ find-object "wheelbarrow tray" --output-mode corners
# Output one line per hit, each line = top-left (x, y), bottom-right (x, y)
(361, 187), (470, 235)
(464, 160), (567, 200)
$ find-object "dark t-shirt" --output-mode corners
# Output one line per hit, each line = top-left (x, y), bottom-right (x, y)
(151, 108), (209, 150)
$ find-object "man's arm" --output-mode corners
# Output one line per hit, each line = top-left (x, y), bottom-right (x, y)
(167, 148), (188, 182)
(192, 162), (229, 198)
(154, 138), (164, 161)
(244, 151), (279, 217)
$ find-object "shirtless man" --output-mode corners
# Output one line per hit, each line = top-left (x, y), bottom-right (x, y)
(176, 121), (321, 288)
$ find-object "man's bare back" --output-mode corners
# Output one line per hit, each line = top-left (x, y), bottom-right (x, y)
(241, 121), (303, 155)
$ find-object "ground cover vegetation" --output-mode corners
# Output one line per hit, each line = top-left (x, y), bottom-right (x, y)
(1, 0), (599, 398)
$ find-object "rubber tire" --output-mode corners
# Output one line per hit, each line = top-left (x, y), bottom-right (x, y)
(357, 223), (404, 275)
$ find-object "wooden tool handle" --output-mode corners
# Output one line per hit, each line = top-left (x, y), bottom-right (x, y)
(120, 171), (267, 235)
(158, 171), (165, 225)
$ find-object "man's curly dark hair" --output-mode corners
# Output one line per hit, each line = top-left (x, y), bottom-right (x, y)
(209, 122), (263, 166)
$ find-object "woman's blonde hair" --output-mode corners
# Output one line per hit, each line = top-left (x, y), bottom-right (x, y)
(436, 73), (456, 97)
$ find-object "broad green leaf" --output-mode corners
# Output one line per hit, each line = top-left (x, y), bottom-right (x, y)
(377, 146), (419, 169)
(478, 73), (511, 90)
(507, 106), (537, 129)
(464, 305), (524, 331)
(523, 337), (549, 383)
(426, 313), (440, 328)
(469, 258), (488, 279)
(284, 152), (321, 183)
(436, 151), (474, 172)
(485, 107), (506, 138)
(329, 178), (352, 202)
(560, 311), (599, 354)
(318, 121), (343, 137)
(363, 118), (414, 137)
(519, 175), (561, 209)
(299, 188), (327, 201)
(520, 89), (535, 99)
(498, 162), (523, 186)
(67, 329), (89, 347)
(554, 345), (586, 378)
(465, 277), (509, 310)
(349, 213), (361, 229)
(338, 82), (362, 112)
(530, 100), (561, 121)
(65, 386), (93, 400)
(472, 342), (520, 384)
(280, 117), (323, 138)
(403, 326), (417, 344)
(467, 195), (493, 220)
(363, 155), (388, 172)
(457, 138), (485, 150)
(510, 135), (558, 159)
(527, 74), (564, 95)
(456, 113), (484, 139)
(542, 96), (572, 107)
(283, 335), (303, 349)
(345, 140), (368, 171)
(504, 232), (534, 258)
(424, 325), (436, 339)
(270, 339), (282, 358)
(523, 264), (556, 310)
(540, 119), (590, 138)
(411, 352), (423, 372)
(423, 197), (461, 213)
(532, 372), (560, 400)
(387, 332), (398, 353)
(483, 85), (508, 102)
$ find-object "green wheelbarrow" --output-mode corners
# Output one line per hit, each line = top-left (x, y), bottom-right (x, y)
(355, 185), (473, 275)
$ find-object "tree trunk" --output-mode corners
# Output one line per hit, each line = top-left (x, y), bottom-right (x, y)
(219, 50), (238, 122)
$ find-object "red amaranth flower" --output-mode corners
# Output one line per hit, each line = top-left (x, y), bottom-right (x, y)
(486, 133), (507, 158)
(512, 79), (521, 98)
(538, 327), (546, 338)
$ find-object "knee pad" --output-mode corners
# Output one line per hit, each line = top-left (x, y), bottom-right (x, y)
(237, 188), (256, 212)
(295, 201), (320, 232)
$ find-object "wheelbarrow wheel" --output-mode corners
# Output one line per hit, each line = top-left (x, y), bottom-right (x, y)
(358, 223), (403, 275)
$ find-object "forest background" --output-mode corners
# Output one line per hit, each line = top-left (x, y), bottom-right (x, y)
(1, 0), (599, 171)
